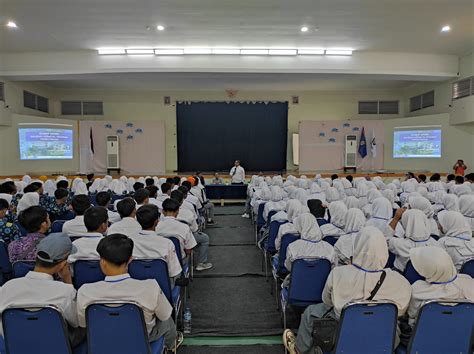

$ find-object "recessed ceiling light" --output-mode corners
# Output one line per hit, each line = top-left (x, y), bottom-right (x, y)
(441, 25), (451, 32)
(298, 48), (325, 55)
(240, 49), (269, 55)
(126, 48), (155, 55)
(300, 26), (309, 32)
(212, 48), (241, 55)
(325, 49), (353, 56)
(97, 48), (126, 55)
(268, 49), (297, 56)
(6, 21), (17, 28)
(157, 25), (165, 31)
(155, 49), (184, 55)
(183, 48), (212, 55)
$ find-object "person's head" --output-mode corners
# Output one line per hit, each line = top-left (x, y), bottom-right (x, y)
(136, 204), (160, 230)
(457, 159), (464, 164)
(86, 173), (95, 182)
(95, 191), (112, 207)
(447, 174), (455, 182)
(161, 182), (172, 196)
(145, 178), (155, 187)
(56, 180), (69, 190)
(307, 199), (326, 218)
(214, 172), (219, 178)
(0, 198), (10, 218)
(181, 181), (192, 191)
(35, 233), (75, 275)
(97, 234), (134, 275)
(346, 175), (353, 183)
(0, 181), (17, 195)
(418, 174), (427, 182)
(133, 182), (145, 191)
(170, 190), (184, 205)
(145, 185), (158, 199)
(234, 160), (240, 167)
(331, 174), (339, 181)
(116, 197), (136, 218)
(177, 185), (188, 198)
(162, 198), (180, 217)
(23, 183), (41, 194)
(71, 195), (91, 216)
(134, 188), (150, 205)
(410, 247), (456, 283)
(406, 172), (415, 180)
(18, 206), (50, 234)
(187, 176), (198, 187)
(353, 226), (388, 271)
(54, 188), (69, 203)
(429, 173), (441, 182)
(84, 206), (109, 233)
(455, 175), (465, 184)
(165, 177), (175, 187)
(465, 173), (474, 183)
(173, 176), (181, 186)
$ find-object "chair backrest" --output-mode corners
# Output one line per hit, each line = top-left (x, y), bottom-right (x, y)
(256, 203), (266, 227)
(73, 260), (105, 289)
(129, 259), (172, 304)
(168, 236), (185, 269)
(0, 239), (12, 275)
(111, 194), (127, 203)
(51, 220), (66, 233)
(460, 259), (474, 277)
(2, 306), (72, 354)
(12, 261), (36, 278)
(403, 260), (425, 284)
(55, 210), (75, 221)
(334, 301), (398, 354)
(266, 220), (287, 253)
(288, 258), (331, 306)
(277, 233), (300, 275)
(408, 301), (474, 354)
(323, 236), (338, 246)
(266, 210), (278, 227)
(86, 302), (152, 354)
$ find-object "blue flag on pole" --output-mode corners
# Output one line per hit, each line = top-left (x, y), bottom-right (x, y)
(358, 127), (367, 158)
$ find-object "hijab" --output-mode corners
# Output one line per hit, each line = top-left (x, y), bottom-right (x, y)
(453, 184), (472, 197)
(17, 192), (40, 213)
(294, 212), (322, 242)
(74, 181), (88, 196)
(437, 211), (472, 239)
(328, 201), (347, 228)
(345, 196), (359, 209)
(443, 194), (459, 212)
(353, 226), (389, 271)
(459, 195), (474, 231)
(401, 209), (431, 242)
(286, 199), (303, 223)
(325, 187), (341, 203)
(43, 180), (56, 196)
(410, 247), (457, 283)
(344, 208), (366, 233)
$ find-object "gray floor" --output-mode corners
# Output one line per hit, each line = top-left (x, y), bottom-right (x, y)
(179, 345), (284, 354)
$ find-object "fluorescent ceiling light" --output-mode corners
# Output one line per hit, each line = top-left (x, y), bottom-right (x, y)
(441, 25), (451, 32)
(6, 21), (17, 28)
(297, 48), (325, 55)
(154, 49), (184, 55)
(126, 49), (154, 55)
(183, 48), (212, 55)
(157, 25), (165, 31)
(300, 26), (309, 32)
(325, 49), (352, 55)
(268, 49), (297, 56)
(98, 48), (126, 55)
(212, 48), (241, 55)
(240, 49), (269, 55)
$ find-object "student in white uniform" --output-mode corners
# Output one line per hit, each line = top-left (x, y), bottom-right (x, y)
(171, 190), (199, 233)
(334, 208), (366, 265)
(68, 206), (108, 264)
(407, 196), (439, 237)
(230, 160), (245, 184)
(134, 188), (150, 210)
(181, 182), (202, 211)
(320, 201), (347, 240)
(155, 183), (172, 211)
(63, 195), (91, 237)
(131, 204), (182, 281)
(365, 197), (395, 239)
(408, 247), (474, 327)
(275, 200), (302, 251)
(190, 176), (215, 224)
(95, 191), (121, 224)
(0, 233), (85, 346)
(437, 211), (474, 270)
(458, 194), (474, 233)
(145, 185), (161, 209)
(76, 234), (183, 350)
(107, 198), (142, 237)
(283, 226), (411, 354)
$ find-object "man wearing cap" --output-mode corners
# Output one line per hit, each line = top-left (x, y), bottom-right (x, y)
(0, 233), (85, 346)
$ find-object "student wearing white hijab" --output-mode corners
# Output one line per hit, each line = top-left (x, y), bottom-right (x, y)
(441, 194), (460, 213)
(275, 200), (303, 251)
(22, 175), (31, 185)
(382, 189), (399, 211)
(459, 195), (474, 233)
(88, 178), (102, 193)
(355, 183), (369, 207)
(400, 180), (418, 205)
(341, 178), (355, 197)
(362, 189), (383, 218)
(17, 192), (40, 213)
(42, 180), (56, 196)
(432, 190), (447, 215)
(344, 196), (359, 209)
(74, 181), (88, 196)
(307, 183), (326, 204)
(71, 177), (83, 194)
(365, 197), (394, 238)
(437, 211), (474, 270)
(320, 201), (347, 239)
(284, 226), (411, 354)
(408, 247), (474, 326)
(263, 186), (287, 221)
(325, 187), (341, 204)
(334, 208), (366, 265)
(407, 196), (439, 237)
(284, 213), (335, 272)
(388, 209), (440, 271)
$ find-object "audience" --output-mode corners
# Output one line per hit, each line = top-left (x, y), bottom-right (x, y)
(0, 198), (20, 244)
(63, 195), (91, 237)
(95, 191), (121, 224)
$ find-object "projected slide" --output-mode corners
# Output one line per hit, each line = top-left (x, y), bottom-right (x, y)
(393, 129), (441, 158)
(19, 128), (73, 160)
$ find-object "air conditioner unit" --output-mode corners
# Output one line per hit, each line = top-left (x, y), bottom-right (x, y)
(106, 136), (120, 170)
(344, 135), (357, 172)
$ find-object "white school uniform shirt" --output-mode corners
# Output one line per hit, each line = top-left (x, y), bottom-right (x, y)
(182, 199), (198, 218)
(63, 215), (88, 237)
(67, 233), (104, 263)
(230, 166), (245, 184)
(148, 197), (162, 209)
(0, 271), (79, 335)
(107, 217), (142, 237)
(155, 216), (197, 257)
(107, 210), (121, 224)
(76, 274), (172, 334)
(185, 194), (201, 210)
(190, 186), (204, 205)
(177, 208), (199, 233)
(129, 230), (182, 278)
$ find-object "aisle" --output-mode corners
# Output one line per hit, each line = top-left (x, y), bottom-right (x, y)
(181, 205), (284, 353)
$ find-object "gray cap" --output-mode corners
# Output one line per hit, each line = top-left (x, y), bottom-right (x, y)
(36, 232), (77, 263)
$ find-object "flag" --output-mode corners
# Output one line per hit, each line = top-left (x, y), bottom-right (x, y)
(89, 127), (94, 155)
(371, 129), (377, 158)
(358, 127), (367, 158)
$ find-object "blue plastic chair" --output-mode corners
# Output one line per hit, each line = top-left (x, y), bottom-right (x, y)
(73, 260), (105, 289)
(323, 236), (338, 246)
(385, 251), (396, 269)
(86, 302), (165, 354)
(280, 258), (332, 328)
(0, 240), (12, 284)
(333, 301), (398, 354)
(51, 220), (66, 233)
(405, 301), (473, 354)
(263, 220), (287, 280)
(255, 202), (266, 244)
(403, 260), (425, 284)
(460, 259), (474, 277)
(271, 233), (299, 305)
(266, 210), (278, 227)
(55, 210), (76, 221)
(12, 260), (36, 278)
(168, 236), (190, 279)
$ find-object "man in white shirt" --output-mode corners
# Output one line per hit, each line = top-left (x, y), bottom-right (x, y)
(134, 188), (150, 210)
(107, 198), (142, 236)
(62, 195), (91, 237)
(152, 183), (171, 211)
(181, 181), (202, 210)
(230, 160), (245, 184)
(0, 233), (85, 347)
(76, 234), (183, 350)
(131, 204), (182, 281)
(95, 191), (121, 224)
(146, 185), (162, 209)
(68, 206), (108, 264)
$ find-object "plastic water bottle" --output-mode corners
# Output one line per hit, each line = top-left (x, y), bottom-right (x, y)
(183, 308), (192, 334)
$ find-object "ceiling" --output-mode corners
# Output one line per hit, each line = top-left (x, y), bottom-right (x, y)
(0, 0), (473, 55)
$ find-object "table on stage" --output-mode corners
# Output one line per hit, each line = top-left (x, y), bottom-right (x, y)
(205, 184), (248, 205)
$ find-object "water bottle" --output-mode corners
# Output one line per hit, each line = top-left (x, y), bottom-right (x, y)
(183, 308), (192, 334)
